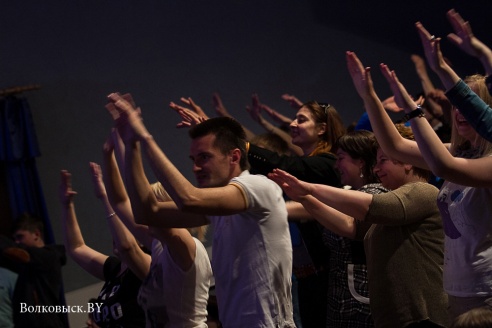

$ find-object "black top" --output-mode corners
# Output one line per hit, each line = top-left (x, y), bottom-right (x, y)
(248, 143), (341, 186)
(93, 256), (146, 328)
(248, 144), (341, 270)
(0, 236), (68, 328)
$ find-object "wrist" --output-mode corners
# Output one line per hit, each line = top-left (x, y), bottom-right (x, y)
(402, 105), (425, 123)
(106, 212), (116, 220)
(139, 133), (154, 144)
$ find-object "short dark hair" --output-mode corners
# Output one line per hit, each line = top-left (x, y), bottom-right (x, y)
(336, 130), (379, 184)
(189, 117), (250, 170)
(251, 133), (290, 155)
(14, 212), (44, 238)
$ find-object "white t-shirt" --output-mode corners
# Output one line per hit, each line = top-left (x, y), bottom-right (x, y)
(138, 238), (212, 328)
(207, 171), (295, 328)
(438, 181), (492, 296)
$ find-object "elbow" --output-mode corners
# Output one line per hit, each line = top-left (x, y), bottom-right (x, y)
(427, 161), (452, 180)
(115, 241), (139, 256)
(174, 195), (201, 212)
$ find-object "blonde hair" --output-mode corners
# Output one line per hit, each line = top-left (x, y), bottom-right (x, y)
(451, 306), (492, 328)
(450, 74), (492, 158)
(150, 182), (208, 242)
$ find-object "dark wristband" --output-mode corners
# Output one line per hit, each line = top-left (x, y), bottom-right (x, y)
(402, 105), (425, 123)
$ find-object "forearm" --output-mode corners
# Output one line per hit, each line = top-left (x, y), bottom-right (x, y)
(362, 92), (429, 169)
(125, 141), (161, 224)
(311, 184), (372, 221)
(61, 202), (86, 254)
(286, 201), (314, 222)
(299, 195), (356, 239)
(408, 113), (456, 178)
(140, 135), (200, 209)
(362, 91), (407, 152)
(103, 148), (152, 247)
(446, 79), (492, 143)
(415, 65), (436, 95)
(259, 118), (303, 156)
(433, 64), (461, 91)
(476, 43), (492, 76)
(106, 215), (150, 280)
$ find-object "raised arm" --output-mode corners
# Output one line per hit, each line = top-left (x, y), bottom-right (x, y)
(107, 93), (246, 219)
(90, 162), (151, 280)
(102, 131), (153, 249)
(269, 168), (372, 221)
(261, 103), (293, 126)
(286, 198), (358, 239)
(346, 51), (428, 169)
(169, 100), (208, 128)
(411, 54), (436, 95)
(211, 92), (257, 141)
(248, 94), (303, 155)
(385, 47), (492, 187)
(281, 93), (303, 110)
(59, 170), (107, 280)
(415, 22), (460, 91)
(446, 9), (492, 77)
(442, 10), (492, 141)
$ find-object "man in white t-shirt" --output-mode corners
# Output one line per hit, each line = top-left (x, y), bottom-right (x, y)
(106, 93), (294, 328)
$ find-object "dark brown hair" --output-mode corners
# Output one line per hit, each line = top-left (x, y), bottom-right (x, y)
(302, 101), (346, 156)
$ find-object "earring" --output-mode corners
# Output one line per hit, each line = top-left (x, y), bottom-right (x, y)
(359, 170), (364, 178)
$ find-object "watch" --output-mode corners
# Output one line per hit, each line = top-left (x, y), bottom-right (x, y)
(402, 105), (425, 123)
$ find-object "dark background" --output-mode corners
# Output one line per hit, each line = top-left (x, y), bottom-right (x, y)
(0, 0), (489, 291)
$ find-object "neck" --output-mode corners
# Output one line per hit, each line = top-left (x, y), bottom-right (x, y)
(302, 143), (317, 156)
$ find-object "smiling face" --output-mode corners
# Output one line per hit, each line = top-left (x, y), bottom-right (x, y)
(373, 148), (409, 190)
(190, 133), (235, 188)
(453, 107), (479, 144)
(335, 149), (364, 189)
(289, 106), (325, 154)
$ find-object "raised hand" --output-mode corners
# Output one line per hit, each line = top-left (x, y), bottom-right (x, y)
(281, 94), (303, 110)
(59, 170), (77, 205)
(261, 103), (292, 125)
(170, 101), (207, 128)
(346, 51), (374, 99)
(411, 54), (428, 79)
(212, 93), (232, 118)
(426, 89), (452, 121)
(415, 22), (447, 74)
(247, 93), (263, 123)
(268, 168), (312, 202)
(170, 97), (209, 128)
(179, 97), (209, 119)
(106, 93), (148, 143)
(446, 9), (487, 59)
(381, 96), (403, 113)
(380, 64), (417, 112)
(90, 162), (107, 200)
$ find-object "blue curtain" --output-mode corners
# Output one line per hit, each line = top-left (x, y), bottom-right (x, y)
(0, 96), (54, 244)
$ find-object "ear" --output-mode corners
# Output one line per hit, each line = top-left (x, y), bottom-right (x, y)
(403, 163), (413, 173)
(317, 122), (327, 136)
(33, 229), (42, 241)
(230, 148), (241, 165)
